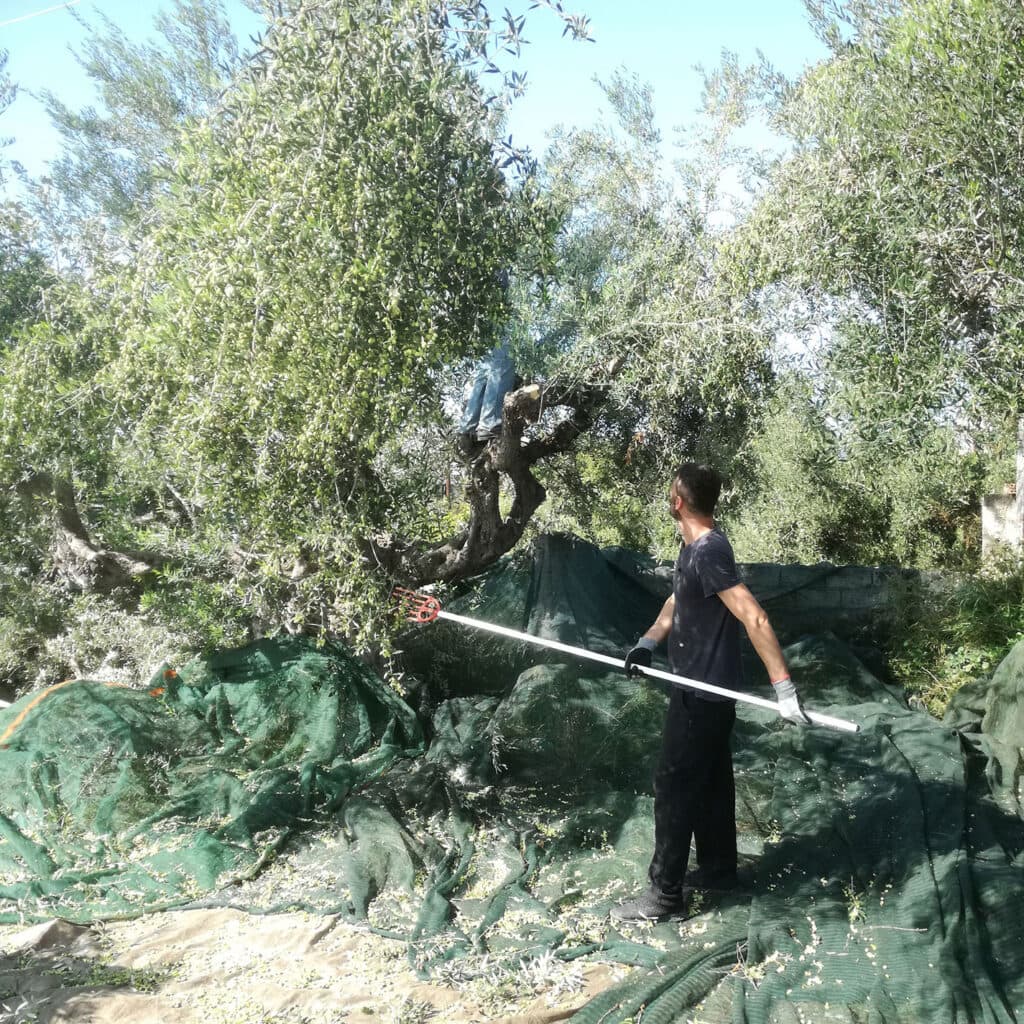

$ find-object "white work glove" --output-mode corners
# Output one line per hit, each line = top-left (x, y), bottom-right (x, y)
(772, 676), (810, 725)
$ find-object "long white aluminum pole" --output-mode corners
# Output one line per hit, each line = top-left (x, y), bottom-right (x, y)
(434, 608), (860, 734)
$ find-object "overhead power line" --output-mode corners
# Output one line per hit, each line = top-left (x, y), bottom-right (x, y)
(0, 1), (81, 30)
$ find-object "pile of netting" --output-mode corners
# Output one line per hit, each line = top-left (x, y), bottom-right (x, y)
(0, 637), (425, 920)
(2, 532), (1024, 1022)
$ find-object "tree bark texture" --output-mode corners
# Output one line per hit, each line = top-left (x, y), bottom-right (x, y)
(363, 375), (612, 585)
(17, 473), (161, 595)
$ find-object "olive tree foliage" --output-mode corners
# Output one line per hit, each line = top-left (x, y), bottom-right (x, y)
(0, 0), (598, 686)
(520, 69), (775, 554)
(29, 0), (589, 273)
(0, 50), (14, 185)
(724, 0), (1024, 566)
(1, 0), (242, 688)
(0, 248), (115, 697)
(0, 53), (39, 329)
(749, 0), (1024, 432)
(30, 0), (250, 269)
(1, 47), (50, 338)
(0, 51), (52, 341)
(727, 375), (990, 568)
(0, 207), (52, 343)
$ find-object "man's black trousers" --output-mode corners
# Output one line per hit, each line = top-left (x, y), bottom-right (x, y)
(648, 688), (737, 896)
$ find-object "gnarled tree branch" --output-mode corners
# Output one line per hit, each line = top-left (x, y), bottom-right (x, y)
(362, 366), (618, 585)
(16, 472), (166, 595)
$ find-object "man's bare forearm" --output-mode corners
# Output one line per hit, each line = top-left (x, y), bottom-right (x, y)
(642, 594), (675, 645)
(745, 615), (789, 683)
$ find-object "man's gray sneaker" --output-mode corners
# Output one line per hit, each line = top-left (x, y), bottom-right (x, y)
(610, 887), (689, 922)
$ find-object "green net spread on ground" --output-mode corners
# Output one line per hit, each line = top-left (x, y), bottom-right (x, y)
(3, 533), (1024, 1022)
(0, 639), (424, 921)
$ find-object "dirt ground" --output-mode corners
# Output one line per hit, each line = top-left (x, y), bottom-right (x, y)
(0, 907), (629, 1024)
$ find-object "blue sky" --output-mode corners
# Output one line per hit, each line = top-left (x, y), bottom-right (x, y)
(502, 1), (829, 155)
(0, 0), (829, 186)
(0, 0), (263, 182)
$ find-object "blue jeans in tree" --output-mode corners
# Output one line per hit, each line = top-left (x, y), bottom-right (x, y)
(459, 343), (516, 439)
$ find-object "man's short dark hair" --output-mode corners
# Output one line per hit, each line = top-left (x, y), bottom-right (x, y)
(672, 463), (722, 517)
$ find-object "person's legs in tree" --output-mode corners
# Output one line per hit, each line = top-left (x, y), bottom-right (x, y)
(458, 360), (488, 437)
(475, 344), (515, 440)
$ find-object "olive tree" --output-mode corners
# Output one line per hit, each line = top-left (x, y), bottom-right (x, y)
(720, 0), (1024, 566)
(744, 0), (1024, 440)
(1, 0), (598, 673)
(517, 69), (775, 554)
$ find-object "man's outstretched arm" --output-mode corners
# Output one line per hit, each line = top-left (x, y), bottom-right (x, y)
(717, 583), (809, 723)
(716, 584), (786, 679)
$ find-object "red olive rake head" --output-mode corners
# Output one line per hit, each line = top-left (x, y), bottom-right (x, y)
(393, 587), (442, 624)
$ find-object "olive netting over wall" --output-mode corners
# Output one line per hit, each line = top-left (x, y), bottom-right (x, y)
(2, 533), (1024, 1022)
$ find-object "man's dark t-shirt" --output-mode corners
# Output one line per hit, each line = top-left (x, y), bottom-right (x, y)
(669, 528), (743, 701)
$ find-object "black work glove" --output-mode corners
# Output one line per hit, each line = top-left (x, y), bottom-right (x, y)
(624, 637), (657, 677)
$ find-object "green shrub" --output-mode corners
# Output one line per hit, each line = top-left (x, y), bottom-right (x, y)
(886, 552), (1024, 716)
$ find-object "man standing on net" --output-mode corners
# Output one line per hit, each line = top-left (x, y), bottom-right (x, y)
(612, 463), (809, 922)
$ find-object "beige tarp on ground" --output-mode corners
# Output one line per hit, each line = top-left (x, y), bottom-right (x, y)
(0, 908), (624, 1024)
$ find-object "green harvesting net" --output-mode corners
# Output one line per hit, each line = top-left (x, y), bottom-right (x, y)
(0, 638), (424, 921)
(2, 532), (1024, 1023)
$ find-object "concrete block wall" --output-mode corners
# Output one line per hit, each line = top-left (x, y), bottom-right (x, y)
(739, 562), (926, 641)
(980, 417), (1024, 558)
(608, 547), (928, 643)
(982, 493), (1021, 559)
